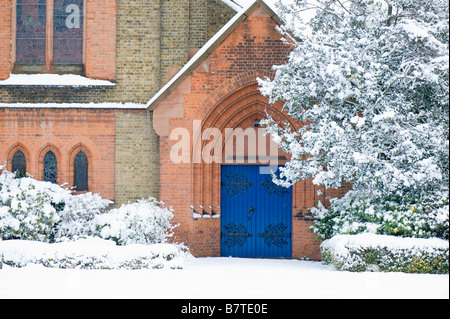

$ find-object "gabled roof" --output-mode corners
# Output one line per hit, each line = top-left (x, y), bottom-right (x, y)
(222, 0), (279, 12)
(146, 0), (283, 110)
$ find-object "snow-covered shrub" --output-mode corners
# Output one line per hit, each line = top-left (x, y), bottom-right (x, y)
(0, 169), (67, 242)
(259, 0), (449, 242)
(259, 0), (449, 195)
(0, 238), (187, 269)
(0, 167), (111, 242)
(311, 190), (449, 240)
(321, 234), (449, 274)
(93, 197), (177, 246)
(56, 192), (112, 241)
(1, 167), (179, 250)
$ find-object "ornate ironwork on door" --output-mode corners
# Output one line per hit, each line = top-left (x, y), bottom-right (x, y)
(43, 151), (57, 184)
(221, 165), (292, 258)
(259, 223), (291, 248)
(221, 223), (253, 248)
(221, 171), (253, 197)
(260, 175), (289, 197)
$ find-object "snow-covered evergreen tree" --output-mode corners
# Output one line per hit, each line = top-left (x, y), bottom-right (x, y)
(259, 0), (449, 239)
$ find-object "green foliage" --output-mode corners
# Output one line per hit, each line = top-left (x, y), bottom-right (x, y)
(311, 189), (449, 240)
(321, 235), (449, 274)
(260, 0), (449, 248)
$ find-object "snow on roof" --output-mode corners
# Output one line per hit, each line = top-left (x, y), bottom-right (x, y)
(220, 0), (244, 11)
(146, 0), (282, 110)
(0, 75), (145, 109)
(234, 0), (284, 14)
(0, 102), (147, 110)
(0, 1), (282, 111)
(231, 0), (282, 14)
(0, 74), (116, 87)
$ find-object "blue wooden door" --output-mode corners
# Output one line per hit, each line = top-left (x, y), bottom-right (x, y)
(220, 165), (292, 258)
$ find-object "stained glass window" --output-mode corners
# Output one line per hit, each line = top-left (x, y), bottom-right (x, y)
(12, 150), (27, 178)
(74, 150), (88, 191)
(53, 0), (84, 64)
(16, 0), (47, 64)
(43, 151), (57, 184)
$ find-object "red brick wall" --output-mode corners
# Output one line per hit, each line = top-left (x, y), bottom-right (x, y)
(0, 0), (116, 80)
(0, 108), (116, 200)
(0, 0), (12, 80)
(85, 0), (116, 80)
(209, 13), (290, 78)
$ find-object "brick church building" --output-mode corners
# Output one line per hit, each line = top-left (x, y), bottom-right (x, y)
(0, 0), (349, 259)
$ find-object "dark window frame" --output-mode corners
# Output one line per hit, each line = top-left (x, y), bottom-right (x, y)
(13, 0), (86, 75)
(73, 150), (88, 191)
(43, 150), (58, 184)
(12, 150), (27, 178)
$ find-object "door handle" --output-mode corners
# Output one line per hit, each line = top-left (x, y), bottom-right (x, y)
(249, 206), (255, 215)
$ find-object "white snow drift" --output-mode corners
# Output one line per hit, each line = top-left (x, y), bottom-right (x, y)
(0, 238), (186, 270)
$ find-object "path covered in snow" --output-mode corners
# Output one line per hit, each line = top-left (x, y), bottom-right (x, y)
(1, 257), (448, 299)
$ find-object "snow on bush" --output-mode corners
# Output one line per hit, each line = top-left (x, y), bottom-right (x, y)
(0, 166), (185, 269)
(0, 167), (67, 242)
(0, 167), (111, 242)
(259, 0), (449, 195)
(321, 233), (449, 274)
(0, 238), (187, 270)
(258, 0), (449, 241)
(0, 167), (178, 246)
(93, 197), (177, 246)
(56, 192), (112, 241)
(311, 190), (449, 240)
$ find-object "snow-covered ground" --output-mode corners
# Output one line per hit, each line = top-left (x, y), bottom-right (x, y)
(1, 256), (447, 299)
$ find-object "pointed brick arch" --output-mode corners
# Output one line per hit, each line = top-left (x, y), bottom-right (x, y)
(6, 141), (32, 175)
(38, 143), (62, 184)
(68, 143), (93, 193)
(192, 79), (298, 225)
(195, 70), (277, 121)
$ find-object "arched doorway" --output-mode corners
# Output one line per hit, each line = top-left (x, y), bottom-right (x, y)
(193, 82), (296, 257)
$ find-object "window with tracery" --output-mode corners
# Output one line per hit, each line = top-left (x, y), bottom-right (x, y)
(53, 0), (84, 65)
(15, 0), (84, 73)
(43, 150), (57, 183)
(16, 0), (47, 64)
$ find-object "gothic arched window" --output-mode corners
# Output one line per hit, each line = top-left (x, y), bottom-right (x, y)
(15, 0), (84, 71)
(43, 151), (57, 184)
(15, 0), (47, 64)
(74, 150), (88, 191)
(12, 150), (27, 178)
(53, 0), (84, 65)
